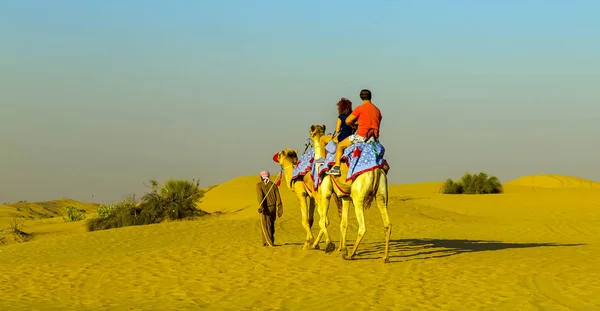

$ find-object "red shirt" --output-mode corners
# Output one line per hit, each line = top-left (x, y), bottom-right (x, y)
(350, 102), (382, 138)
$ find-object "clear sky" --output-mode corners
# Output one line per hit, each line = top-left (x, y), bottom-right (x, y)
(1, 1), (599, 203)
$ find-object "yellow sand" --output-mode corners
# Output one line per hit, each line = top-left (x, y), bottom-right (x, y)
(506, 174), (600, 189)
(1, 174), (599, 310)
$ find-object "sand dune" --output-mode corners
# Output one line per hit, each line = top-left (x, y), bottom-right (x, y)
(1, 175), (600, 310)
(506, 174), (600, 189)
(0, 199), (99, 225)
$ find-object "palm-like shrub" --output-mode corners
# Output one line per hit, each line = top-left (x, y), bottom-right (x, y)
(139, 179), (207, 224)
(441, 172), (503, 194)
(87, 179), (207, 232)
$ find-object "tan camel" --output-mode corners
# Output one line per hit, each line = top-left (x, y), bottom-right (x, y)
(272, 148), (321, 250)
(309, 124), (392, 263)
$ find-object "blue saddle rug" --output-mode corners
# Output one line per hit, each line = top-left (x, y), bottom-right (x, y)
(312, 141), (388, 188)
(291, 146), (314, 181)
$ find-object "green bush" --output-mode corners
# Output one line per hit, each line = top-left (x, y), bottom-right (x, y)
(96, 203), (118, 218)
(441, 172), (503, 194)
(87, 195), (142, 231)
(87, 179), (208, 232)
(63, 206), (86, 222)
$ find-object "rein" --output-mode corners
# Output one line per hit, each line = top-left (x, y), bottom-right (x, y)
(302, 138), (312, 155)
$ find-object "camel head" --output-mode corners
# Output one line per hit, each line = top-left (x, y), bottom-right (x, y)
(309, 124), (326, 139)
(273, 148), (299, 190)
(273, 148), (299, 168)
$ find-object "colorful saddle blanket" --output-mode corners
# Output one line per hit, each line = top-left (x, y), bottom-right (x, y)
(312, 140), (388, 188)
(290, 146), (314, 181)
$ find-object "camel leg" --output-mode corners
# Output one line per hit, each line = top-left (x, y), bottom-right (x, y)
(311, 193), (326, 250)
(313, 178), (335, 253)
(337, 196), (350, 257)
(376, 173), (392, 263)
(308, 197), (316, 229)
(311, 198), (329, 251)
(345, 197), (366, 260)
(294, 185), (314, 249)
(302, 195), (316, 249)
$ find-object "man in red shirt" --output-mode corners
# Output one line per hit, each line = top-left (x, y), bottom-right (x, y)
(327, 89), (382, 176)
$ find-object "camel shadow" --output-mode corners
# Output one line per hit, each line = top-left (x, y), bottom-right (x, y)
(355, 238), (585, 263)
(280, 242), (305, 246)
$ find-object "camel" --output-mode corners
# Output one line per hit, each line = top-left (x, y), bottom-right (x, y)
(273, 145), (338, 250)
(308, 124), (392, 263)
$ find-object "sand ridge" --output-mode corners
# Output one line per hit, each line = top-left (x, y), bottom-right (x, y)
(1, 175), (599, 310)
(506, 174), (600, 189)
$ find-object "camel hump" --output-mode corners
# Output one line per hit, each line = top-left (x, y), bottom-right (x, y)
(310, 141), (389, 188)
(341, 141), (388, 182)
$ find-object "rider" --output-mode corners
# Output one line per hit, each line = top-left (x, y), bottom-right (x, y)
(326, 89), (382, 176)
(315, 97), (355, 164)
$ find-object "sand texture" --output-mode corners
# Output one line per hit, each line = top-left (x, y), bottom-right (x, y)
(1, 175), (599, 310)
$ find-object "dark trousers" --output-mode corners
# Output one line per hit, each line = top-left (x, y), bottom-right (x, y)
(260, 208), (276, 245)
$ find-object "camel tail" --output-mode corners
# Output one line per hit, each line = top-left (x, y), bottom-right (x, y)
(363, 169), (382, 210)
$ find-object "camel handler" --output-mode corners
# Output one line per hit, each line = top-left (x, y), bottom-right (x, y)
(256, 170), (283, 246)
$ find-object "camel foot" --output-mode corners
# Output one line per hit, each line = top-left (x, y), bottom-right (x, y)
(342, 254), (356, 261)
(302, 242), (312, 250)
(311, 243), (320, 250)
(381, 257), (390, 264)
(325, 242), (336, 254)
(335, 248), (347, 257)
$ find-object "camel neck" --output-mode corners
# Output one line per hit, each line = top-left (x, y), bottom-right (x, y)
(282, 162), (295, 190)
(311, 136), (325, 160)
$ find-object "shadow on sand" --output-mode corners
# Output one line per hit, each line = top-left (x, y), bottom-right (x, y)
(355, 238), (585, 263)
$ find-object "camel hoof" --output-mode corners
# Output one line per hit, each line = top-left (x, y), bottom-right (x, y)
(325, 243), (336, 254)
(342, 254), (356, 261)
(381, 257), (390, 264)
(302, 242), (311, 250)
(311, 244), (320, 250)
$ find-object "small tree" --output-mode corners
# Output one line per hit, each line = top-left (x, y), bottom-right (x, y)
(441, 178), (464, 194)
(441, 172), (503, 194)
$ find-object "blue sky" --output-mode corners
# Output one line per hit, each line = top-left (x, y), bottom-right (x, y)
(1, 1), (599, 203)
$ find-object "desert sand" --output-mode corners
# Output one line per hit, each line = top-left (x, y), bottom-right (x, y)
(1, 174), (600, 310)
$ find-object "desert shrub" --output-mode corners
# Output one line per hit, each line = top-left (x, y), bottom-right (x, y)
(63, 206), (86, 222)
(441, 178), (464, 194)
(139, 179), (207, 223)
(87, 194), (142, 231)
(96, 203), (117, 218)
(441, 172), (503, 194)
(87, 179), (208, 232)
(3, 217), (33, 243)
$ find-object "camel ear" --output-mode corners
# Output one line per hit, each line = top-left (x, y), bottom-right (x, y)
(310, 125), (315, 132)
(322, 124), (326, 132)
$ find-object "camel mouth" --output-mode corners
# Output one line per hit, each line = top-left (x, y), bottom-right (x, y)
(272, 152), (280, 163)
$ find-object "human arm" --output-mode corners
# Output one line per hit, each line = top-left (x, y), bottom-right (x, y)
(345, 106), (360, 127)
(335, 118), (342, 134)
(345, 113), (357, 128)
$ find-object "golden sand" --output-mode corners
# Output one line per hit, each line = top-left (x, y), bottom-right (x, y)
(1, 175), (599, 310)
